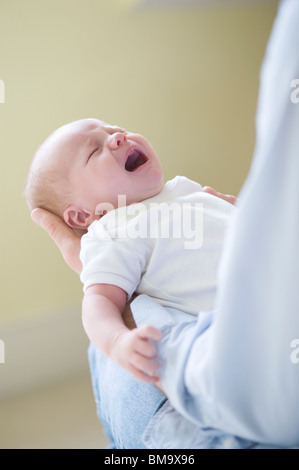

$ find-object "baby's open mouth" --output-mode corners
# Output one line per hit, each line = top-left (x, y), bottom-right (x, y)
(125, 149), (148, 172)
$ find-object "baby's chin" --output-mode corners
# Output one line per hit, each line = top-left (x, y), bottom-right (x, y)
(141, 181), (165, 202)
(152, 172), (164, 194)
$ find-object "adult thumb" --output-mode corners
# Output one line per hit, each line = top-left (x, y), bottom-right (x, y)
(31, 208), (45, 226)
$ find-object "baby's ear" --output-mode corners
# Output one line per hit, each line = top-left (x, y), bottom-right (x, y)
(63, 204), (94, 229)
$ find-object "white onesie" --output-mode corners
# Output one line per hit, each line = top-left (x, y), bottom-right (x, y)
(80, 176), (236, 315)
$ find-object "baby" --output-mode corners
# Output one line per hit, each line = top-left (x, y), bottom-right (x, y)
(26, 118), (236, 383)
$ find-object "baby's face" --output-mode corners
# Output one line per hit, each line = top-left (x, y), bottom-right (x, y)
(49, 118), (163, 227)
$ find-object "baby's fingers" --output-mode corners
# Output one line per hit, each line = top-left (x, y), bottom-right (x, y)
(136, 324), (162, 343)
(134, 336), (157, 358)
(133, 326), (161, 358)
(126, 363), (160, 384)
(131, 352), (159, 375)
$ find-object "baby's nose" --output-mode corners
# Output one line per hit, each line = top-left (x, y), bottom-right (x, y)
(108, 132), (127, 150)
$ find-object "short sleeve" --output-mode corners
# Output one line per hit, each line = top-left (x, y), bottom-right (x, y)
(80, 219), (148, 297)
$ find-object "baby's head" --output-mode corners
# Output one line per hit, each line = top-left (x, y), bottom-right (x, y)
(26, 118), (164, 229)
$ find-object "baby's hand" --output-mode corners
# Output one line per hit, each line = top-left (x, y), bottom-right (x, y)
(111, 325), (162, 384)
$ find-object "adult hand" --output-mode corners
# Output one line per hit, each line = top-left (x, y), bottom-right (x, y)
(202, 186), (238, 206)
(31, 208), (82, 274)
(31, 207), (137, 329)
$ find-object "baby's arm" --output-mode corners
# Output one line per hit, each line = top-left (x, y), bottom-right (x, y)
(82, 284), (161, 383)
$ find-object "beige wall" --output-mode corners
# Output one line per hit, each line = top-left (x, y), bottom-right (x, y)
(0, 0), (278, 325)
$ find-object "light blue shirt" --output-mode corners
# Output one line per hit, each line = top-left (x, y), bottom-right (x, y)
(132, 0), (299, 448)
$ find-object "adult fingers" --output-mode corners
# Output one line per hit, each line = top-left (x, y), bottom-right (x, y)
(202, 186), (238, 206)
(31, 208), (82, 274)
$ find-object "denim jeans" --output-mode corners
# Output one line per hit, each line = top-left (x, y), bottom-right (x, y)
(88, 341), (166, 449)
(88, 294), (298, 449)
